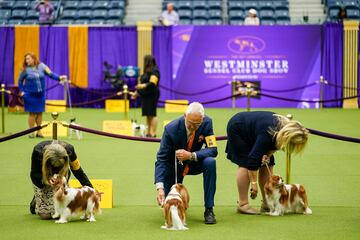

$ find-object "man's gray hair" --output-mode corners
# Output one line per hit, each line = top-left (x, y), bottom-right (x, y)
(185, 102), (205, 117)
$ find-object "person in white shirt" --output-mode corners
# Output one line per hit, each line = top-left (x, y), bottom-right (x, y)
(160, 3), (179, 26)
(244, 8), (260, 26)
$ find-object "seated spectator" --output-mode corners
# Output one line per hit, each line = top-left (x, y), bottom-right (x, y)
(337, 7), (348, 23)
(159, 3), (179, 26)
(35, 0), (54, 24)
(244, 9), (260, 26)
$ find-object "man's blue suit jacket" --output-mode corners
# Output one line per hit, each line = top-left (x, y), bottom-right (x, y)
(155, 116), (218, 185)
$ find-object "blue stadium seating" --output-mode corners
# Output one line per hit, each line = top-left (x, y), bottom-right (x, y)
(192, 18), (208, 25)
(208, 18), (222, 25)
(0, 9), (11, 20)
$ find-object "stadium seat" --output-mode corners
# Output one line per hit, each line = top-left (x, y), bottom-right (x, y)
(208, 18), (222, 25)
(23, 19), (38, 25)
(193, 9), (207, 19)
(90, 19), (106, 25)
(93, 10), (108, 19)
(56, 19), (74, 25)
(0, 1), (15, 10)
(344, 1), (360, 10)
(78, 10), (92, 19)
(63, 1), (79, 10)
(276, 18), (291, 25)
(74, 19), (90, 25)
(228, 9), (245, 20)
(0, 19), (7, 25)
(243, 1), (258, 11)
(229, 19), (244, 25)
(0, 9), (11, 20)
(208, 1), (222, 10)
(13, 1), (30, 10)
(26, 10), (39, 20)
(193, 1), (207, 10)
(108, 9), (124, 19)
(178, 9), (192, 19)
(62, 10), (77, 20)
(93, 1), (110, 10)
(347, 8), (360, 19)
(106, 19), (122, 25)
(273, 0), (289, 10)
(275, 9), (289, 19)
(78, 1), (95, 10)
(8, 19), (23, 25)
(260, 9), (275, 19)
(208, 9), (222, 19)
(11, 9), (27, 20)
(261, 18), (276, 25)
(328, 8), (340, 19)
(258, 1), (274, 11)
(179, 18), (191, 25)
(192, 18), (208, 25)
(108, 1), (126, 10)
(177, 1), (192, 11)
(228, 1), (244, 11)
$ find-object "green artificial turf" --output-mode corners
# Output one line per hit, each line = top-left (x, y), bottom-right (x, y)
(0, 108), (359, 240)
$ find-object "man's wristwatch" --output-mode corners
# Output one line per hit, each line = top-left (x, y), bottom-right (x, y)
(190, 152), (196, 161)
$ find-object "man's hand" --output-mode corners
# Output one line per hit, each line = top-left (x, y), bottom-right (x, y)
(157, 188), (165, 207)
(175, 149), (191, 162)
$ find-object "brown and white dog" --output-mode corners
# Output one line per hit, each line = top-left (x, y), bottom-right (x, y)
(50, 175), (101, 223)
(264, 175), (312, 216)
(161, 183), (190, 230)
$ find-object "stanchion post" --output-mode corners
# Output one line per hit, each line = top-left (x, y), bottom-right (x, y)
(123, 84), (128, 120)
(246, 84), (251, 112)
(319, 76), (324, 110)
(285, 113), (293, 184)
(1, 84), (5, 134)
(232, 79), (237, 109)
(51, 112), (59, 140)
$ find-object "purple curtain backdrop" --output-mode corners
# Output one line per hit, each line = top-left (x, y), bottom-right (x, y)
(88, 27), (137, 89)
(321, 23), (343, 108)
(0, 27), (14, 86)
(152, 26), (173, 106)
(40, 26), (69, 100)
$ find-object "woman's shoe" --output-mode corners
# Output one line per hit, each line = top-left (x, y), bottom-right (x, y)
(237, 204), (259, 215)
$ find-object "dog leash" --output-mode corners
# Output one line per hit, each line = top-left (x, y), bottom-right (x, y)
(264, 162), (272, 177)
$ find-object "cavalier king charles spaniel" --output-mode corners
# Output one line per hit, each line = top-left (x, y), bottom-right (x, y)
(264, 175), (312, 216)
(161, 183), (190, 230)
(50, 175), (101, 223)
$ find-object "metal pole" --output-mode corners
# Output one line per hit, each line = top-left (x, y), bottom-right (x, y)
(319, 76), (323, 110)
(246, 84), (251, 112)
(232, 79), (236, 109)
(285, 114), (293, 184)
(1, 84), (5, 134)
(123, 84), (128, 120)
(51, 112), (59, 140)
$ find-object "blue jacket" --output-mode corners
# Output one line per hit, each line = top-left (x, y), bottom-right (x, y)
(18, 63), (60, 93)
(155, 116), (218, 185)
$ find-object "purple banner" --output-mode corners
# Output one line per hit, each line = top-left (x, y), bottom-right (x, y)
(171, 25), (321, 108)
(0, 27), (14, 86)
(40, 26), (69, 100)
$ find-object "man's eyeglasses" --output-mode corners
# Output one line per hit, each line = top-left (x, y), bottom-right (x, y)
(185, 119), (202, 128)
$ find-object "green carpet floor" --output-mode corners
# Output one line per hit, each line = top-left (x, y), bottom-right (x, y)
(0, 108), (359, 240)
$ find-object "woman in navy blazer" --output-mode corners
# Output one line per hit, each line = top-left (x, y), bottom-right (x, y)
(155, 102), (217, 224)
(226, 111), (308, 214)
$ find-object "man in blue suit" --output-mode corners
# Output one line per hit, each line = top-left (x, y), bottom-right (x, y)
(155, 102), (217, 224)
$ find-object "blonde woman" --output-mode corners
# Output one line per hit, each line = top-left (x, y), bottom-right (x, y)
(30, 141), (93, 219)
(225, 111), (308, 215)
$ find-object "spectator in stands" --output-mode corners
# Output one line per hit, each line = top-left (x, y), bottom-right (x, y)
(35, 0), (54, 24)
(29, 140), (93, 219)
(244, 8), (260, 26)
(18, 52), (67, 138)
(225, 111), (308, 214)
(132, 55), (160, 137)
(159, 2), (179, 26)
(337, 7), (348, 23)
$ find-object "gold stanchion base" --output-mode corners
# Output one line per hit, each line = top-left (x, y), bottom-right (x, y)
(343, 99), (358, 109)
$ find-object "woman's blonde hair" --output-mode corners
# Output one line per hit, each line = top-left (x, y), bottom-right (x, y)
(269, 114), (309, 154)
(42, 142), (70, 185)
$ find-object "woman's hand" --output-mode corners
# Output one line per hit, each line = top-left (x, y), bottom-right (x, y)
(135, 83), (146, 90)
(130, 91), (138, 99)
(250, 182), (258, 199)
(157, 188), (165, 207)
(59, 75), (68, 85)
(261, 155), (270, 166)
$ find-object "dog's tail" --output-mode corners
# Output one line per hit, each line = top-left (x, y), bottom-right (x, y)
(169, 205), (188, 230)
(93, 191), (102, 214)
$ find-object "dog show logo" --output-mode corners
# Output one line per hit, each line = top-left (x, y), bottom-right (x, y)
(227, 36), (266, 55)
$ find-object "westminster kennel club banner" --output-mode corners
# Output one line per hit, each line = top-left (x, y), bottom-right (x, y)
(172, 26), (321, 108)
